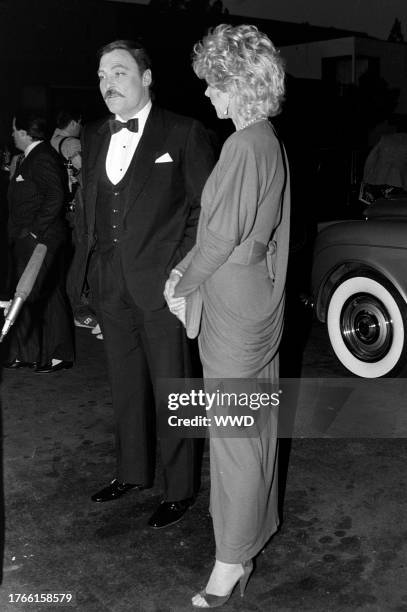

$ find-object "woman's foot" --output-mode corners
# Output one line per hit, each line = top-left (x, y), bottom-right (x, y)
(192, 559), (252, 608)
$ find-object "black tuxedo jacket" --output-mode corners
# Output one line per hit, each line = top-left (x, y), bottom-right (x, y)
(7, 142), (68, 251)
(81, 104), (215, 310)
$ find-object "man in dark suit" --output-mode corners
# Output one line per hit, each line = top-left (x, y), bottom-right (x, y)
(82, 40), (215, 528)
(4, 111), (74, 372)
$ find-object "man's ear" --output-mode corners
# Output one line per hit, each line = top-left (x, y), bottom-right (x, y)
(142, 69), (152, 87)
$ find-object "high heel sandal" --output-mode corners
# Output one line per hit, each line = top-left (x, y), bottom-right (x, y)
(192, 559), (253, 608)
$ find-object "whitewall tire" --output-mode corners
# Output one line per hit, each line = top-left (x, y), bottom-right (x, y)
(326, 274), (407, 378)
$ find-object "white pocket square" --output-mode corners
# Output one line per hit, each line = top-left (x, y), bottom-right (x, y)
(155, 153), (173, 163)
(16, 174), (24, 182)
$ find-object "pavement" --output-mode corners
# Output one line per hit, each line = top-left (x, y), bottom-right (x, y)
(0, 311), (406, 612)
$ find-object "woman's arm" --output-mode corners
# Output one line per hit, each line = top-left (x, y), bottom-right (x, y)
(174, 135), (260, 297)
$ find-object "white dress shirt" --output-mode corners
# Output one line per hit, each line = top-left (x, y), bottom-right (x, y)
(106, 100), (152, 185)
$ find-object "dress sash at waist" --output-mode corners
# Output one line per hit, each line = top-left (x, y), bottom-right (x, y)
(186, 239), (277, 340)
(227, 239), (268, 265)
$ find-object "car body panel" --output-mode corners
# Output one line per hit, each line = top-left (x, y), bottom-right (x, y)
(312, 218), (407, 321)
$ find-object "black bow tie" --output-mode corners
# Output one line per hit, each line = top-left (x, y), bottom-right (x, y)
(109, 117), (139, 135)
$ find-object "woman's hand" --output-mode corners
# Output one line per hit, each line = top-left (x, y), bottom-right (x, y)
(168, 297), (186, 326)
(164, 270), (186, 325)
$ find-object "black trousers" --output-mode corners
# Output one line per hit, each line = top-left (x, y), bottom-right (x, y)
(98, 248), (200, 501)
(4, 236), (74, 365)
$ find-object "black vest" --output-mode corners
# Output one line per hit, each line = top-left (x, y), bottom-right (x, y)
(95, 164), (134, 252)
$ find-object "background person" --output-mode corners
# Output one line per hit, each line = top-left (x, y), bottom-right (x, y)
(3, 110), (74, 373)
(50, 109), (82, 172)
(165, 24), (290, 607)
(360, 129), (407, 205)
(52, 111), (101, 336)
(81, 39), (215, 528)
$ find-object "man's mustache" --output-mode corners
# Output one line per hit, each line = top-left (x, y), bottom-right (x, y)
(105, 89), (124, 99)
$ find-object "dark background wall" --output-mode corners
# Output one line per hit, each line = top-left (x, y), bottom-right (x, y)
(0, 0), (404, 254)
(0, 0), (372, 142)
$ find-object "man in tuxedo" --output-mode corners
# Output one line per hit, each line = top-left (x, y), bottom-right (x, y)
(82, 40), (214, 528)
(4, 111), (74, 372)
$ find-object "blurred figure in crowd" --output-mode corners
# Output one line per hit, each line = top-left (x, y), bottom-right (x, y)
(51, 110), (100, 336)
(360, 128), (407, 205)
(3, 110), (74, 373)
(51, 109), (81, 207)
(0, 143), (11, 300)
(51, 109), (82, 172)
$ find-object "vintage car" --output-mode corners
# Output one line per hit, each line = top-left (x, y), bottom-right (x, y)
(311, 198), (407, 377)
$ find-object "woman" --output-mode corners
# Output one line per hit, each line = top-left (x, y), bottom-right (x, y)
(165, 24), (290, 608)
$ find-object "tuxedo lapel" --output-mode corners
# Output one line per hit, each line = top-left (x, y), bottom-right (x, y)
(123, 105), (171, 215)
(93, 119), (111, 180)
(12, 143), (49, 186)
(14, 152), (26, 175)
(9, 145), (41, 204)
(19, 142), (44, 172)
(85, 119), (111, 242)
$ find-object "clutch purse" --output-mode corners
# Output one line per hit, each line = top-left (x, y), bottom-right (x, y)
(185, 288), (203, 339)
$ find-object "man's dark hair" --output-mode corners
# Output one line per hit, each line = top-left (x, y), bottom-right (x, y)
(55, 109), (82, 130)
(14, 110), (48, 140)
(97, 39), (152, 76)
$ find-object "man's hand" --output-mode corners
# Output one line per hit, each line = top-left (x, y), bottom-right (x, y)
(0, 301), (11, 317)
(164, 270), (186, 325)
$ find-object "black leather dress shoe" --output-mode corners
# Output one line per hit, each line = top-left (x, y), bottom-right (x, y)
(148, 497), (194, 529)
(3, 360), (36, 369)
(91, 478), (144, 503)
(35, 360), (73, 373)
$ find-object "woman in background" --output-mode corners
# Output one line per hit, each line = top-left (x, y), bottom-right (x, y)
(165, 24), (290, 608)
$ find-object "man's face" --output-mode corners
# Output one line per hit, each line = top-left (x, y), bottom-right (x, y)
(12, 119), (27, 152)
(98, 49), (151, 120)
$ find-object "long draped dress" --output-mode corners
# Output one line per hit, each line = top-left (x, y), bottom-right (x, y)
(174, 120), (290, 563)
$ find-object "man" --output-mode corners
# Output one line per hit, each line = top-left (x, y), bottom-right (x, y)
(4, 111), (74, 372)
(51, 109), (82, 203)
(50, 109), (82, 171)
(51, 111), (99, 332)
(81, 40), (214, 528)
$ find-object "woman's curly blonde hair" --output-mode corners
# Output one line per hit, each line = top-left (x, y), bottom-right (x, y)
(193, 24), (285, 121)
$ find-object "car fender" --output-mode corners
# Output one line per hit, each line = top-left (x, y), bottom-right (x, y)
(312, 220), (407, 321)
